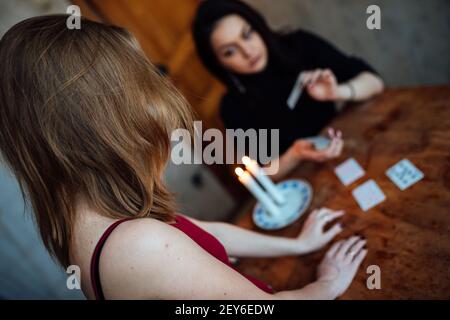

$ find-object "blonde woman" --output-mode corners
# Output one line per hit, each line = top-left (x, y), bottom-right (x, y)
(0, 15), (366, 300)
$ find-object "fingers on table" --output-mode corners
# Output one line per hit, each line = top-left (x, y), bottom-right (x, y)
(315, 208), (344, 220)
(327, 239), (345, 258)
(324, 223), (344, 240)
(310, 208), (321, 219)
(335, 237), (367, 270)
(344, 238), (367, 264)
(352, 247), (368, 267)
(315, 207), (333, 219)
(335, 236), (362, 260)
(321, 209), (345, 222)
(325, 235), (368, 267)
(314, 207), (328, 218)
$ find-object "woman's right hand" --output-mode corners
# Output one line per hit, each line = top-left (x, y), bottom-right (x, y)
(301, 68), (341, 102)
(289, 128), (344, 162)
(317, 236), (368, 298)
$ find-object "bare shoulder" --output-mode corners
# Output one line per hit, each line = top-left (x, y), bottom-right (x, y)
(97, 217), (187, 299)
(97, 217), (274, 300)
(109, 217), (181, 252)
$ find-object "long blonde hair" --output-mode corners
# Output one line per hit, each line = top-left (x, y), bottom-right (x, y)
(0, 15), (193, 267)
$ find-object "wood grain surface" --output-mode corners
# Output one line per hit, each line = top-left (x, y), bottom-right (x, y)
(233, 86), (450, 299)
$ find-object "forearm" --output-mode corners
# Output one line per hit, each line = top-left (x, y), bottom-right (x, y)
(336, 71), (384, 102)
(205, 222), (306, 258)
(274, 280), (337, 300)
(262, 148), (301, 182)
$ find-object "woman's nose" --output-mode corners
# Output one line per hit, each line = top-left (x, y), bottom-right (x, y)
(241, 46), (255, 59)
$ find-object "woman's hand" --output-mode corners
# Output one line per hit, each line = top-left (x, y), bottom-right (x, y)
(289, 128), (344, 162)
(302, 69), (384, 103)
(317, 236), (368, 298)
(294, 208), (345, 254)
(302, 69), (342, 102)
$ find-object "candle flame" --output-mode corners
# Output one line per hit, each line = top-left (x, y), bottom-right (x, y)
(242, 156), (251, 166)
(235, 167), (245, 177)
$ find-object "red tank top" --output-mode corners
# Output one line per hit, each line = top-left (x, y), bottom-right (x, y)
(90, 215), (273, 299)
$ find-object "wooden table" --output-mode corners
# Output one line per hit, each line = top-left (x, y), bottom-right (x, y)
(233, 86), (450, 299)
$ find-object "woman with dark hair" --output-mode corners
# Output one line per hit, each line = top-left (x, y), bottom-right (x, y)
(193, 0), (384, 179)
(0, 15), (366, 300)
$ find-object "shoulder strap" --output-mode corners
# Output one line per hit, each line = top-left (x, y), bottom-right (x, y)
(90, 218), (132, 300)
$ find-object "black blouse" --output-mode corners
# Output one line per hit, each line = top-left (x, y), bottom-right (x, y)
(220, 30), (377, 154)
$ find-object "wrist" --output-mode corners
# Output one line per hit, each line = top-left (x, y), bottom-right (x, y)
(287, 144), (305, 161)
(287, 237), (311, 255)
(336, 83), (354, 102)
(314, 279), (340, 300)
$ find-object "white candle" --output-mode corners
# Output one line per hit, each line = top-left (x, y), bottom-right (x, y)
(235, 168), (281, 217)
(242, 156), (285, 205)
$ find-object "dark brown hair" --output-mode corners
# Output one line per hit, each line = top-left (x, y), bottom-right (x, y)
(0, 15), (193, 267)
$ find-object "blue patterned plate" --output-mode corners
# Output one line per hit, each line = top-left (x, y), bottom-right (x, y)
(252, 179), (313, 230)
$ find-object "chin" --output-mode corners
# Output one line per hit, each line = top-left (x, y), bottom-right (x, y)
(251, 57), (268, 73)
(237, 62), (267, 75)
(232, 58), (268, 75)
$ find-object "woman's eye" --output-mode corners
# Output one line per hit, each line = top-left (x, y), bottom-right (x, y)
(223, 48), (235, 58)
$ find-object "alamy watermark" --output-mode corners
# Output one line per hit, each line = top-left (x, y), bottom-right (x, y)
(367, 5), (381, 30)
(66, 265), (81, 290)
(366, 264), (381, 289)
(66, 5), (81, 30)
(170, 121), (280, 175)
(65, 263), (382, 291)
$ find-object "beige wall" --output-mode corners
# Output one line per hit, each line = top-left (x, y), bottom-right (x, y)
(245, 0), (450, 86)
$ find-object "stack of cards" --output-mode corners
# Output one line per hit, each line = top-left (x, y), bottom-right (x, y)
(304, 136), (331, 151)
(286, 72), (304, 110)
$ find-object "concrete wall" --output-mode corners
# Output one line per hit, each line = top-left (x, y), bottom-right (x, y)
(245, 0), (450, 86)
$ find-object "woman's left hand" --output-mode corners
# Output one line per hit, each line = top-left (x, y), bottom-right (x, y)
(293, 208), (345, 254)
(302, 69), (340, 102)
